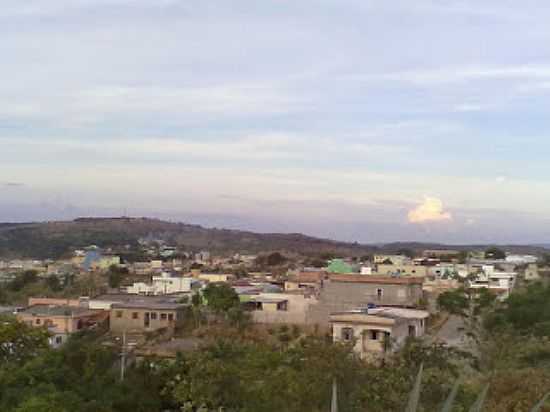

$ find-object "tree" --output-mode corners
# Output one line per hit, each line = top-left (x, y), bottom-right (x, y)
(437, 288), (469, 316)
(45, 275), (62, 292)
(202, 283), (240, 314)
(107, 264), (128, 289)
(0, 316), (50, 366)
(485, 247), (506, 260)
(266, 252), (287, 266)
(9, 270), (39, 292)
(397, 249), (415, 258)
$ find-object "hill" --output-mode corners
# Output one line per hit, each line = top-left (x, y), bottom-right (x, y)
(0, 217), (378, 259)
(0, 217), (547, 260)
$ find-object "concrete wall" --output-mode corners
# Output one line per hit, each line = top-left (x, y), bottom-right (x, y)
(307, 280), (424, 326)
(110, 307), (184, 333)
(251, 293), (318, 325)
(332, 318), (426, 360)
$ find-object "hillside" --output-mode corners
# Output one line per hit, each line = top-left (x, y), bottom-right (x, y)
(0, 217), (378, 259)
(0, 217), (547, 260)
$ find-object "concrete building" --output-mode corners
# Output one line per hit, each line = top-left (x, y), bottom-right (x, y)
(125, 273), (198, 295)
(243, 292), (319, 325)
(284, 271), (326, 292)
(330, 307), (429, 361)
(505, 255), (538, 265)
(524, 264), (540, 281)
(469, 265), (517, 300)
(110, 301), (187, 334)
(306, 274), (425, 327)
(17, 305), (105, 347)
(197, 273), (234, 283)
(375, 264), (429, 277)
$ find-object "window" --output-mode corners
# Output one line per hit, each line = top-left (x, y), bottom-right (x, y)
(408, 325), (416, 337)
(376, 288), (383, 300)
(277, 301), (288, 311)
(341, 327), (354, 341)
(132, 312), (139, 319)
(150, 312), (157, 320)
(420, 319), (424, 327)
(161, 313), (167, 320)
(116, 311), (123, 318)
(55, 336), (63, 345)
(370, 330), (378, 340)
(36, 319), (41, 325)
(168, 313), (174, 321)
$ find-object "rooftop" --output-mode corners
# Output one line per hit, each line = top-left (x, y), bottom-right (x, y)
(328, 274), (424, 285)
(111, 302), (186, 310)
(19, 305), (97, 317)
(330, 307), (429, 324)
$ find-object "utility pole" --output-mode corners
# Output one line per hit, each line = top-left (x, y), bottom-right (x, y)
(120, 330), (126, 381)
(331, 379), (338, 412)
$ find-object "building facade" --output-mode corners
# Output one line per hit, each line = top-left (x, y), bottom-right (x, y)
(109, 302), (186, 333)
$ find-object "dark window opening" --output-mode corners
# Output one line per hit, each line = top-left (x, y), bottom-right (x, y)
(341, 327), (354, 341)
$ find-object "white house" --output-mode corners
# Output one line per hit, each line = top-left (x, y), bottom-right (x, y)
(469, 265), (517, 300)
(330, 307), (429, 361)
(125, 273), (198, 295)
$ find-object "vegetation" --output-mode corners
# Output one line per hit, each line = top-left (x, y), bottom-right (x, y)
(106, 265), (129, 289)
(484, 247), (506, 260)
(202, 282), (240, 314)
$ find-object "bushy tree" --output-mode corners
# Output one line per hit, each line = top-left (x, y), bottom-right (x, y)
(485, 247), (506, 260)
(202, 283), (240, 314)
(0, 316), (50, 366)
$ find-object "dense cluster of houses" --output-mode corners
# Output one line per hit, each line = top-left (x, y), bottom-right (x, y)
(4, 246), (542, 361)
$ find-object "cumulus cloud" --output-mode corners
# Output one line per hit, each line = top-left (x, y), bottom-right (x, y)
(408, 197), (452, 223)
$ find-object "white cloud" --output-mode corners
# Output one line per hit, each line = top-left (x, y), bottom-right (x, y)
(408, 197), (452, 224)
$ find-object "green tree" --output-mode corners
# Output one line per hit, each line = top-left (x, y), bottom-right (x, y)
(0, 316), (50, 366)
(485, 247), (506, 260)
(266, 252), (287, 266)
(10, 270), (39, 292)
(45, 275), (62, 292)
(107, 264), (128, 289)
(437, 288), (469, 316)
(202, 283), (240, 314)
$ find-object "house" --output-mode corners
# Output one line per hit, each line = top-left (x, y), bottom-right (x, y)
(330, 307), (429, 361)
(125, 273), (199, 295)
(524, 264), (540, 281)
(307, 274), (425, 326)
(243, 292), (319, 325)
(284, 271), (327, 291)
(505, 255), (538, 265)
(132, 262), (153, 276)
(468, 265), (517, 300)
(16, 305), (105, 347)
(375, 264), (429, 277)
(110, 301), (187, 334)
(197, 273), (234, 283)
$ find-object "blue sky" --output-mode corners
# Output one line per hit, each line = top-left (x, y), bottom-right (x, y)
(1, 0), (550, 243)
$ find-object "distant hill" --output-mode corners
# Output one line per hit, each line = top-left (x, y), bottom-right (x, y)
(0, 217), (547, 260)
(0, 217), (378, 259)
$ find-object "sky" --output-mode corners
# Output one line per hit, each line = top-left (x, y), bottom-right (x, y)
(1, 0), (550, 244)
